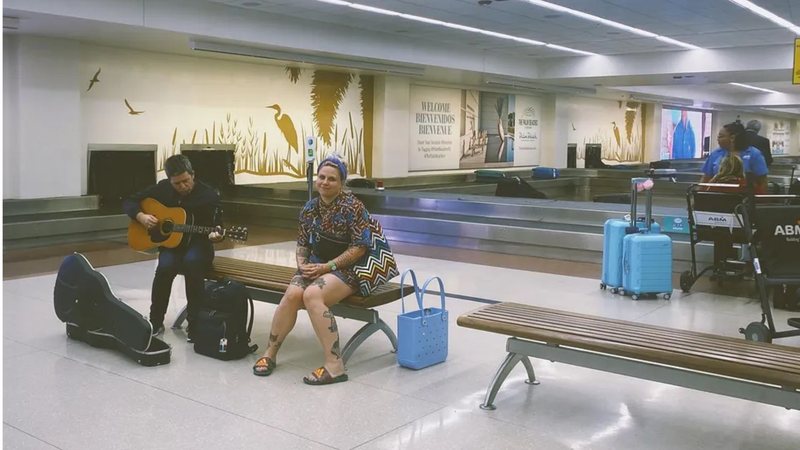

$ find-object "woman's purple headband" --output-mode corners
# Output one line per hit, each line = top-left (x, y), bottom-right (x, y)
(319, 156), (348, 181)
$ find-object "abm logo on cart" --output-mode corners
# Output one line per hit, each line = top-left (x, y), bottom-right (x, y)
(774, 219), (800, 242)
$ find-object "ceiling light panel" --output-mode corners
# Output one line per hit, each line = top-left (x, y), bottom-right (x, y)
(575, 0), (797, 42)
(314, 0), (597, 55)
(679, 27), (797, 48)
(517, 0), (700, 50)
(727, 0), (800, 35)
(728, 82), (782, 94)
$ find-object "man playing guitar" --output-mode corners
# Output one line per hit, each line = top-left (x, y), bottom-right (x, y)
(123, 154), (224, 341)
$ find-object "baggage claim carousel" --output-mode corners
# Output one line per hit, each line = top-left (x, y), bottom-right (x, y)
(5, 158), (799, 273)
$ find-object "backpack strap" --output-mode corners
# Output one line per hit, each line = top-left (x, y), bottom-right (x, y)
(245, 293), (258, 353)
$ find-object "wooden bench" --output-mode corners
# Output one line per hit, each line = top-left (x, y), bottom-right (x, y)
(457, 302), (800, 410)
(173, 256), (406, 363)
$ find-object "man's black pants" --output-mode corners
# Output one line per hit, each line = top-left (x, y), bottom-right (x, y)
(150, 239), (214, 331)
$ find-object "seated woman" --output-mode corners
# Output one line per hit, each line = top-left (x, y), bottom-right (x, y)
(703, 154), (746, 192)
(252, 155), (370, 385)
(701, 153), (749, 271)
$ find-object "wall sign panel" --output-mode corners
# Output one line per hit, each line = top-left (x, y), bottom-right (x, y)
(408, 85), (461, 171)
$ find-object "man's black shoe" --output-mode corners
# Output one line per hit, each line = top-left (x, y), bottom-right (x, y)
(150, 323), (165, 336)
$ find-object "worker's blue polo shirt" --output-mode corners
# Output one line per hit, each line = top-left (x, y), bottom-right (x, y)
(702, 146), (768, 178)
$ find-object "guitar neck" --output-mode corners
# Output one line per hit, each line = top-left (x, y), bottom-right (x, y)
(172, 224), (218, 236)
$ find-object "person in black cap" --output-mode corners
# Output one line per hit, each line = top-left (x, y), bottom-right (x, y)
(745, 119), (773, 167)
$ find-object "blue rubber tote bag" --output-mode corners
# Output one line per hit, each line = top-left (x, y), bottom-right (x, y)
(396, 269), (448, 370)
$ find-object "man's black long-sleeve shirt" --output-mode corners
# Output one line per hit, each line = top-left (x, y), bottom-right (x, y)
(746, 131), (773, 167)
(122, 179), (222, 242)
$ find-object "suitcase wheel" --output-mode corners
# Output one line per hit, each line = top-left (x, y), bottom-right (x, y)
(679, 271), (693, 293)
(600, 282), (606, 290)
(631, 294), (639, 301)
(663, 293), (671, 300)
(740, 321), (771, 343)
(610, 287), (618, 294)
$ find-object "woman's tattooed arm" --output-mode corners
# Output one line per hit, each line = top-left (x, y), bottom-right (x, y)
(330, 246), (368, 270)
(296, 245), (310, 269)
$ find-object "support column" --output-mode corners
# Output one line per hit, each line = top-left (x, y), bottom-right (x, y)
(372, 76), (411, 179)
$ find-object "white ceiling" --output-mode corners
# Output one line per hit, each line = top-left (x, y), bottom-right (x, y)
(5, 0), (800, 113)
(208, 0), (799, 55)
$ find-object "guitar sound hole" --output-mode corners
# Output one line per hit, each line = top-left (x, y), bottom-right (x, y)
(161, 220), (174, 234)
(149, 220), (174, 244)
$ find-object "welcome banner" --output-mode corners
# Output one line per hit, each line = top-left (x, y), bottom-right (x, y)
(408, 86), (461, 171)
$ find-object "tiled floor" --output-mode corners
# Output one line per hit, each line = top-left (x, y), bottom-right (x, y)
(3, 240), (800, 449)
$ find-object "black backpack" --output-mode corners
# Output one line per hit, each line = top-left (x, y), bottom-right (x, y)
(193, 279), (258, 360)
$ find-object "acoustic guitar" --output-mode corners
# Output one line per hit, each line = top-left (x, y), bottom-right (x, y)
(128, 198), (248, 252)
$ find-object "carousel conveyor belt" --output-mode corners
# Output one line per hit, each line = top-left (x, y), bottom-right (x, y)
(372, 213), (705, 270)
(222, 192), (709, 271)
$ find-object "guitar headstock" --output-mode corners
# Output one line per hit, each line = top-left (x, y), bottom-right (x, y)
(224, 226), (249, 243)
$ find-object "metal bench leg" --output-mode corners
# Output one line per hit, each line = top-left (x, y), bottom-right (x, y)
(171, 305), (187, 329)
(341, 317), (398, 364)
(520, 355), (540, 386)
(480, 351), (537, 410)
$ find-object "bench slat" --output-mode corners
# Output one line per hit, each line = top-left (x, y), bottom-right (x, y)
(209, 256), (405, 308)
(481, 307), (800, 373)
(490, 302), (800, 363)
(470, 304), (800, 372)
(458, 302), (800, 389)
(490, 304), (800, 368)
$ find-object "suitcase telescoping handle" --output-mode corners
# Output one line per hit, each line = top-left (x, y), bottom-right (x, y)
(629, 177), (653, 232)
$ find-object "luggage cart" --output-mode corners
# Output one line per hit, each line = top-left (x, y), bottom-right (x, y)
(680, 184), (751, 292)
(737, 195), (800, 343)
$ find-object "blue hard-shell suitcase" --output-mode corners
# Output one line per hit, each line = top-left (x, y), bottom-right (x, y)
(622, 231), (673, 300)
(532, 167), (559, 179)
(601, 218), (629, 292)
(602, 217), (660, 293)
(619, 177), (673, 300)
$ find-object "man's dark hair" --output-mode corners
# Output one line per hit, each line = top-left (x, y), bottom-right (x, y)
(165, 154), (194, 178)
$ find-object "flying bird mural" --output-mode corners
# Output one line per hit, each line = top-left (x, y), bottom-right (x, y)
(87, 67), (101, 91)
(124, 99), (145, 115)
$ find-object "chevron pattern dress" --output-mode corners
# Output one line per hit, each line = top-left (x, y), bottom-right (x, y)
(296, 191), (372, 290)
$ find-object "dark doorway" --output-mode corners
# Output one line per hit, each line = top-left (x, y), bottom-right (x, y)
(87, 144), (157, 206)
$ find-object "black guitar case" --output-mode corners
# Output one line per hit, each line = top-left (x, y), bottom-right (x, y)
(54, 252), (171, 366)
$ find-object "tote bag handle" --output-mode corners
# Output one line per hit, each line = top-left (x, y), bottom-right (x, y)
(400, 268), (421, 314)
(419, 276), (447, 323)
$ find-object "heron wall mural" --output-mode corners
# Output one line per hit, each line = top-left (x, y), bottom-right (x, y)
(160, 69), (373, 179)
(81, 45), (372, 182)
(565, 97), (645, 163)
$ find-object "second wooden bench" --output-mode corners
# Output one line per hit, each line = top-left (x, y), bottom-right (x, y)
(458, 302), (800, 410)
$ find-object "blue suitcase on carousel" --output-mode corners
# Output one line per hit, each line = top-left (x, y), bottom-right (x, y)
(620, 179), (673, 300)
(532, 167), (559, 179)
